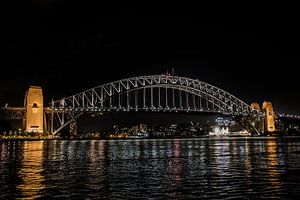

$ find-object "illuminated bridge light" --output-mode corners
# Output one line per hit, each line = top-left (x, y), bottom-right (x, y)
(40, 74), (297, 136)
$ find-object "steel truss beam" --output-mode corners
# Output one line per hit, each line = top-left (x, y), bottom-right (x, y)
(50, 75), (258, 135)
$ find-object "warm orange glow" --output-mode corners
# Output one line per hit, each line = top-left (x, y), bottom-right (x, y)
(266, 140), (281, 191)
(17, 141), (45, 198)
(263, 101), (276, 132)
(251, 102), (261, 112)
(109, 133), (128, 138)
(25, 86), (44, 133)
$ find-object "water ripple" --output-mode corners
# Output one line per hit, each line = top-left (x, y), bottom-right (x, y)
(1, 138), (300, 199)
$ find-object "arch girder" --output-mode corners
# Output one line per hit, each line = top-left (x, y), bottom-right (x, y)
(53, 75), (253, 115)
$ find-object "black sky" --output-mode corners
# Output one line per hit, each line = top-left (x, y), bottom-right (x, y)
(1, 3), (299, 117)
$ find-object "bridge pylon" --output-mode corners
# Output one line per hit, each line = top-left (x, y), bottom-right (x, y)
(262, 101), (276, 133)
(24, 86), (44, 133)
(251, 101), (276, 134)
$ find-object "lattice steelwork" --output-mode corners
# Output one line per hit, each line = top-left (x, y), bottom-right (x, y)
(0, 107), (25, 120)
(50, 75), (257, 135)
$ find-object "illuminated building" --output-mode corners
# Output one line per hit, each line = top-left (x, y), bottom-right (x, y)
(24, 86), (44, 133)
(215, 117), (230, 126)
(262, 101), (275, 132)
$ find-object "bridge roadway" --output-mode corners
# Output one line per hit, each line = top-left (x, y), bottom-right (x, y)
(1, 74), (299, 135)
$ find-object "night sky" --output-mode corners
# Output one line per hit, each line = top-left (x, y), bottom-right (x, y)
(0, 3), (299, 130)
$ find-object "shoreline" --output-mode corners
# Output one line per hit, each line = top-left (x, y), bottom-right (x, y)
(1, 135), (300, 141)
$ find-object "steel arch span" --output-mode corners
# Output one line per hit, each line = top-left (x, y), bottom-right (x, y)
(49, 75), (257, 135)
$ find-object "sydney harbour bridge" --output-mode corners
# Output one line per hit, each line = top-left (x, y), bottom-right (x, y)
(1, 74), (297, 136)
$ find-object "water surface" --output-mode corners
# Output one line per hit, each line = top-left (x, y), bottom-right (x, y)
(1, 138), (300, 199)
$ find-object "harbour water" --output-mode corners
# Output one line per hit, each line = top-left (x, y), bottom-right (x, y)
(1, 137), (300, 199)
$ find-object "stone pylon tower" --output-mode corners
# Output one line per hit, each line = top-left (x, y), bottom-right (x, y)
(24, 86), (44, 133)
(251, 102), (264, 132)
(262, 101), (275, 132)
(250, 102), (261, 112)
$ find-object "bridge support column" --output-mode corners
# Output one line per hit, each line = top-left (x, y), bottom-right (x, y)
(24, 86), (44, 133)
(50, 99), (54, 134)
(251, 102), (264, 133)
(69, 120), (77, 136)
(251, 101), (276, 134)
(262, 101), (275, 133)
(233, 115), (261, 136)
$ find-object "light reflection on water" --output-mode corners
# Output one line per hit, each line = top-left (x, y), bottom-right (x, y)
(0, 138), (300, 199)
(17, 141), (45, 199)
